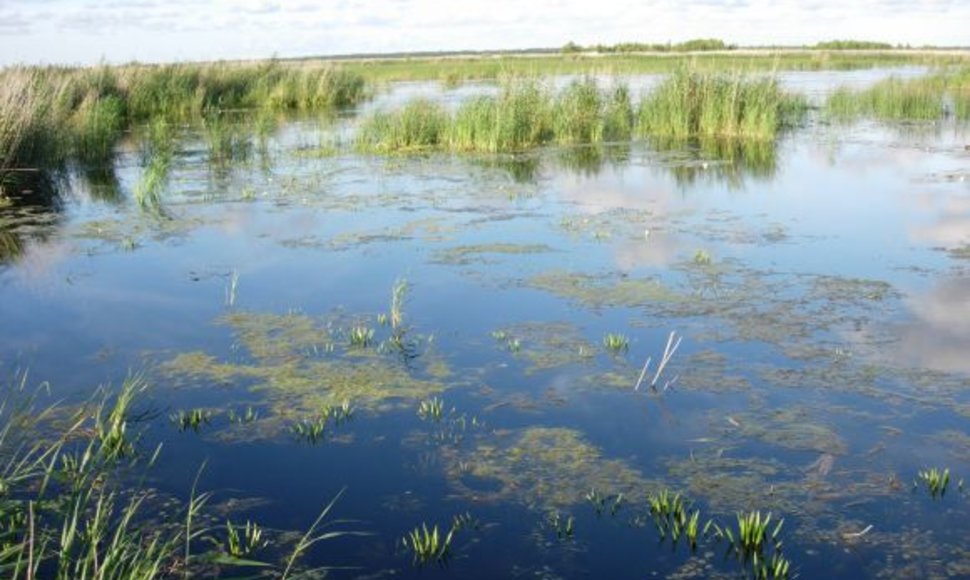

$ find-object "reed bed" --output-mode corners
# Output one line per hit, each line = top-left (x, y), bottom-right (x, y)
(825, 67), (970, 121)
(338, 51), (970, 85)
(357, 71), (806, 154)
(0, 61), (368, 193)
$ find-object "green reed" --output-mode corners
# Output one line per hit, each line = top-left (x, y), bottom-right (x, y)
(636, 68), (807, 140)
(602, 333), (631, 354)
(417, 397), (446, 422)
(169, 408), (212, 433)
(917, 467), (951, 498)
(0, 371), (358, 578)
(401, 523), (454, 566)
(825, 68), (970, 121)
(224, 519), (268, 558)
(348, 325), (376, 348)
(358, 70), (806, 154)
(0, 61), (368, 195)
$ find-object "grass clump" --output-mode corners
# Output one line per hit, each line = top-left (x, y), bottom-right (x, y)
(602, 333), (631, 354)
(0, 370), (362, 578)
(825, 68), (970, 121)
(647, 489), (702, 549)
(358, 70), (804, 155)
(0, 61), (369, 197)
(709, 511), (791, 580)
(916, 467), (951, 498)
(401, 522), (454, 566)
(636, 68), (806, 140)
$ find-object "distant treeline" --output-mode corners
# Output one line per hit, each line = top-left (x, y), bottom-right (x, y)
(813, 40), (895, 50)
(560, 39), (924, 54)
(562, 39), (733, 54)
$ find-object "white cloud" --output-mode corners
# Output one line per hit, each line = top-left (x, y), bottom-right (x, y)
(0, 0), (967, 65)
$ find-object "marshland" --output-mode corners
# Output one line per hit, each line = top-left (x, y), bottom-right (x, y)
(3, 45), (970, 579)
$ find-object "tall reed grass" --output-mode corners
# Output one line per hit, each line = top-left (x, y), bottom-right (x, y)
(0, 61), (369, 195)
(357, 71), (806, 154)
(825, 67), (970, 121)
(636, 69), (806, 140)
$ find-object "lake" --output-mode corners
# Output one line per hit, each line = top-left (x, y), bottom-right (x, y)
(2, 67), (969, 579)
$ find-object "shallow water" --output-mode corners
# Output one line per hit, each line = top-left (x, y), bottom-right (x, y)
(3, 68), (970, 579)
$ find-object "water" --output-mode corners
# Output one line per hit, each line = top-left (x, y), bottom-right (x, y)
(2, 68), (970, 579)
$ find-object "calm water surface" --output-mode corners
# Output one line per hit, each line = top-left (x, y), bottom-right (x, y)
(2, 68), (970, 579)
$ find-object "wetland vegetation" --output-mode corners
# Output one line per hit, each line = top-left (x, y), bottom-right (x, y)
(3, 47), (970, 578)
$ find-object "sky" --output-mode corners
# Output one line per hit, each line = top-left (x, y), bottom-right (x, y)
(1, 0), (968, 66)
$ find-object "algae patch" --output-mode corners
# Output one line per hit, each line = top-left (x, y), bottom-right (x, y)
(160, 310), (450, 435)
(433, 243), (557, 265)
(492, 321), (597, 374)
(443, 427), (651, 510)
(527, 270), (684, 309)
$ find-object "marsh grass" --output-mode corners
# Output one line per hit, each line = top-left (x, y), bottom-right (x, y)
(709, 511), (790, 580)
(602, 333), (631, 354)
(358, 71), (805, 154)
(916, 467), (951, 498)
(825, 68), (970, 121)
(0, 62), (368, 196)
(401, 523), (454, 566)
(0, 372), (360, 578)
(636, 68), (807, 140)
(339, 51), (970, 85)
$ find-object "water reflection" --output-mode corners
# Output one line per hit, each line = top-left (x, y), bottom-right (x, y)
(478, 137), (779, 186)
(652, 136), (778, 188)
(554, 143), (632, 178)
(0, 171), (64, 265)
(897, 276), (970, 374)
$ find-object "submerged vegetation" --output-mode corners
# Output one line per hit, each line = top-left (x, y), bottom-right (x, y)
(357, 71), (807, 153)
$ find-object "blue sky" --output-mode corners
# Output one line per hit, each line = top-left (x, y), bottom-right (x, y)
(1, 0), (967, 65)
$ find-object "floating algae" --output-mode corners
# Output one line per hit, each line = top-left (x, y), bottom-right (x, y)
(443, 427), (652, 510)
(719, 406), (849, 455)
(160, 310), (450, 438)
(492, 321), (597, 374)
(527, 270), (685, 309)
(433, 243), (557, 265)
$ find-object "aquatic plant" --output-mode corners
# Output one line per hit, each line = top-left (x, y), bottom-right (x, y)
(348, 325), (375, 348)
(602, 332), (631, 354)
(634, 330), (683, 391)
(228, 406), (259, 424)
(586, 488), (624, 517)
(548, 511), (575, 540)
(291, 403), (353, 444)
(709, 510), (790, 578)
(917, 467), (951, 499)
(92, 373), (147, 461)
(693, 249), (713, 265)
(825, 68), (970, 121)
(389, 277), (410, 329)
(646, 489), (702, 548)
(225, 519), (268, 558)
(0, 372), (363, 578)
(0, 62), (368, 200)
(401, 523), (454, 565)
(636, 68), (807, 140)
(170, 408), (213, 433)
(417, 397), (446, 422)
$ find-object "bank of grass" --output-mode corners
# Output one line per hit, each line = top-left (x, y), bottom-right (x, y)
(336, 50), (970, 85)
(357, 70), (807, 153)
(0, 61), (368, 193)
(825, 67), (970, 121)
